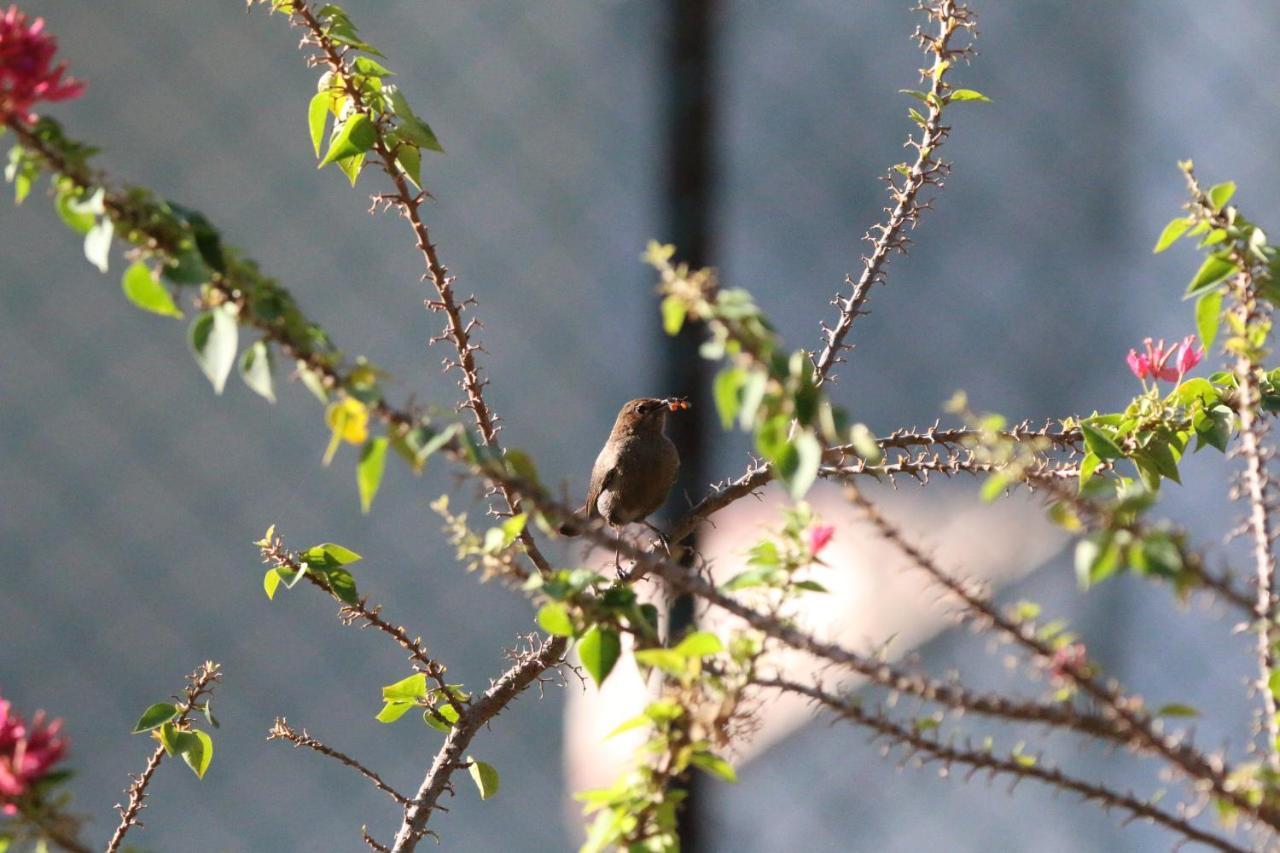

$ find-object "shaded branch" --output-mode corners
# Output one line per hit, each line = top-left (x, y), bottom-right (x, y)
(803, 698), (1251, 853)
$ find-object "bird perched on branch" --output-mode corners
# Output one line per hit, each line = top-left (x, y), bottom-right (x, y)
(559, 397), (689, 543)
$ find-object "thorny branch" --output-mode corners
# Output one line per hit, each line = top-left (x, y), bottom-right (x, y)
(813, 0), (976, 383)
(279, 0), (551, 577)
(269, 718), (412, 806)
(844, 484), (1280, 832)
(105, 662), (222, 853)
(389, 634), (567, 852)
(1183, 163), (1280, 771)
(797, 697), (1250, 853)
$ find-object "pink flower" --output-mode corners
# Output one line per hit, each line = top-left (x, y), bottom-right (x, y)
(1125, 335), (1203, 383)
(0, 697), (68, 815)
(1047, 642), (1088, 685)
(0, 5), (85, 123)
(806, 524), (835, 557)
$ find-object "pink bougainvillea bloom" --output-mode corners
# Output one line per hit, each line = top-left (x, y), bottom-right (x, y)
(1047, 642), (1088, 685)
(1125, 348), (1148, 380)
(1126, 335), (1203, 383)
(0, 697), (68, 815)
(0, 5), (85, 122)
(806, 524), (835, 557)
(1175, 334), (1205, 377)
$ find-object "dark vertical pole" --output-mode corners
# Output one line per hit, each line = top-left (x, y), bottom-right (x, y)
(659, 0), (718, 850)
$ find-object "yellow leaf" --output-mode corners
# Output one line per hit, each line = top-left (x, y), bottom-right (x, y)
(323, 397), (370, 464)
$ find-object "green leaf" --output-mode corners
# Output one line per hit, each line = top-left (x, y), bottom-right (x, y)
(334, 151), (367, 186)
(1080, 423), (1124, 460)
(357, 436), (388, 514)
(1153, 217), (1192, 253)
(947, 88), (990, 103)
(189, 308), (239, 395)
(1196, 289), (1223, 351)
(56, 186), (101, 234)
(307, 92), (330, 157)
(537, 602), (575, 637)
(376, 701), (415, 723)
(720, 565), (777, 591)
(673, 631), (722, 658)
(132, 703), (179, 733)
(158, 722), (180, 756)
(578, 625), (622, 687)
(179, 729), (214, 779)
(713, 367), (745, 430)
(323, 566), (359, 604)
(423, 702), (461, 732)
(661, 295), (687, 336)
(396, 142), (422, 189)
(1208, 181), (1236, 211)
(467, 757), (500, 800)
(238, 340), (276, 403)
(263, 568), (282, 600)
(389, 89), (444, 153)
(1155, 703), (1200, 718)
(353, 56), (393, 79)
(778, 429), (822, 500)
(301, 543), (362, 565)
(689, 751), (737, 783)
(1185, 253), (1236, 298)
(160, 248), (206, 285)
(383, 673), (428, 702)
(633, 647), (685, 676)
(84, 219), (113, 273)
(1078, 451), (1101, 488)
(1075, 533), (1120, 590)
(122, 262), (183, 318)
(319, 113), (377, 168)
(605, 713), (652, 739)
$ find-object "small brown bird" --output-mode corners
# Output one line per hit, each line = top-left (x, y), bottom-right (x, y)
(560, 397), (689, 540)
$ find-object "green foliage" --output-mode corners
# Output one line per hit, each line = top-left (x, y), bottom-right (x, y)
(357, 436), (388, 513)
(467, 758), (500, 800)
(578, 625), (622, 687)
(122, 262), (183, 318)
(189, 307), (239, 395)
(132, 703), (179, 733)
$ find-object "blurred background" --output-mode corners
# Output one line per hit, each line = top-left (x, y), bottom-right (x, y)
(2, 1), (1280, 850)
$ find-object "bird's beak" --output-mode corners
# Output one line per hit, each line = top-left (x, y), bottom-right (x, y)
(661, 397), (690, 412)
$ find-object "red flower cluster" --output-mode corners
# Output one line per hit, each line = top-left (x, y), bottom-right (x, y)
(0, 697), (67, 815)
(806, 523), (835, 557)
(1126, 335), (1203, 383)
(0, 5), (84, 122)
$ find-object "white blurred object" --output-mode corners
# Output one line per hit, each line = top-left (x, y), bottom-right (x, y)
(562, 480), (1066, 813)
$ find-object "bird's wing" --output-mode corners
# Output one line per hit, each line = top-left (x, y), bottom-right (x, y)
(584, 461), (617, 520)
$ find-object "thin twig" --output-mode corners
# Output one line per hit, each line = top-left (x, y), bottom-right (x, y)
(269, 718), (411, 806)
(105, 662), (222, 853)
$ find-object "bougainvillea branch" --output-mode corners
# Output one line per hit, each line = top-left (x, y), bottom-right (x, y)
(268, 719), (411, 806)
(390, 634), (566, 852)
(105, 662), (222, 853)
(812, 0), (978, 383)
(790, 694), (1250, 853)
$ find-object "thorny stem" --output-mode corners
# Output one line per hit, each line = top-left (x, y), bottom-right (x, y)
(105, 662), (222, 853)
(261, 537), (466, 723)
(844, 485), (1280, 832)
(1183, 163), (1280, 771)
(281, 0), (551, 577)
(813, 0), (975, 383)
(269, 718), (412, 806)
(389, 635), (567, 852)
(801, 697), (1250, 853)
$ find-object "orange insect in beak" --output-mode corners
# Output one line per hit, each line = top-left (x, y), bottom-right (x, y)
(662, 397), (690, 412)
